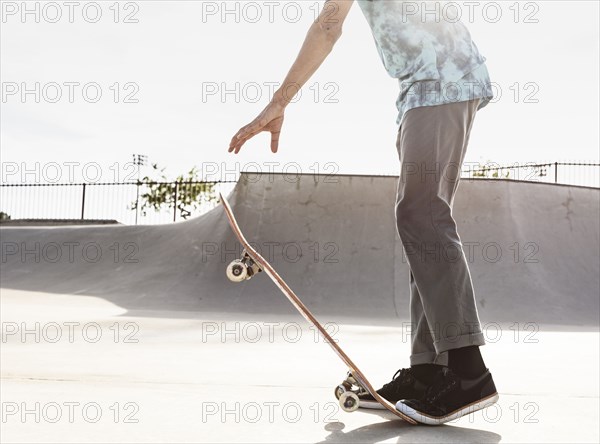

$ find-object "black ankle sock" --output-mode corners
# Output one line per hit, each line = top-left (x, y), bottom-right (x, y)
(411, 364), (443, 384)
(448, 346), (486, 379)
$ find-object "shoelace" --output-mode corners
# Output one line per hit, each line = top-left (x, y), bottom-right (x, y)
(381, 368), (414, 393)
(423, 367), (458, 404)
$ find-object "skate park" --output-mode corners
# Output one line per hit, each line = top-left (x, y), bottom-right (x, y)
(1, 173), (599, 443)
(2, 0), (600, 440)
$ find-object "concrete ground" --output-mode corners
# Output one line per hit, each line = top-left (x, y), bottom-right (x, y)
(1, 289), (598, 443)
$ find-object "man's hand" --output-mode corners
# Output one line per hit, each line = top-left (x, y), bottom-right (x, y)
(228, 101), (285, 154)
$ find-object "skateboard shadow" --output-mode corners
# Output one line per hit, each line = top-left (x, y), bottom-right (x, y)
(315, 414), (502, 443)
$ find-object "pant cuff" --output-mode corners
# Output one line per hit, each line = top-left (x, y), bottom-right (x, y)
(434, 331), (486, 354)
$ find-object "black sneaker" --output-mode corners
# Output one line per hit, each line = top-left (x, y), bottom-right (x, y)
(358, 368), (429, 410)
(396, 367), (499, 425)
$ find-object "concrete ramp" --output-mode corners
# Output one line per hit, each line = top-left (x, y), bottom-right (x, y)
(1, 173), (598, 327)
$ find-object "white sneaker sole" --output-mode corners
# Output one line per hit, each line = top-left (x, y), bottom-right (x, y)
(395, 392), (500, 425)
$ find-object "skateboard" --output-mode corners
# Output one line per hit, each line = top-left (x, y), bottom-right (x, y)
(220, 193), (417, 424)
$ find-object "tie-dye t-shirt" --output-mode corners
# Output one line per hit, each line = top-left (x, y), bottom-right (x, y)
(356, 0), (494, 125)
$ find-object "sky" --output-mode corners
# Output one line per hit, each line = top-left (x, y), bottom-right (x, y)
(1, 0), (599, 184)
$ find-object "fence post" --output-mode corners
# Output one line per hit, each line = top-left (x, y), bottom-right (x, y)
(173, 182), (178, 223)
(554, 162), (558, 184)
(81, 183), (86, 219)
(135, 181), (141, 225)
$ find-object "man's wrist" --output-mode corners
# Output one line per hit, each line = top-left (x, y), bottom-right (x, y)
(270, 93), (289, 109)
(272, 83), (302, 108)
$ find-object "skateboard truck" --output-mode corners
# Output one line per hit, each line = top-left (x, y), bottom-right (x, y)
(226, 249), (263, 282)
(334, 370), (369, 412)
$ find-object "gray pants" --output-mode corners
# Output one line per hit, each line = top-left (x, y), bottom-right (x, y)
(395, 99), (486, 366)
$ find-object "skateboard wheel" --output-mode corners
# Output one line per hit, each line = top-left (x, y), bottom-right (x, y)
(334, 384), (347, 400)
(226, 259), (248, 282)
(339, 391), (359, 412)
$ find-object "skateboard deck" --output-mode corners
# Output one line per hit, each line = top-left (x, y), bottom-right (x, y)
(220, 192), (417, 424)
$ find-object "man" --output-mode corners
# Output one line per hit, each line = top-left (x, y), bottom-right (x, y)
(228, 0), (498, 425)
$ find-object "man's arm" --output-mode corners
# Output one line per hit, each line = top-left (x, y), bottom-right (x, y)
(272, 0), (354, 107)
(228, 0), (354, 154)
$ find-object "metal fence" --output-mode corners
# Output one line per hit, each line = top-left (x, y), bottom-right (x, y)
(1, 162), (598, 225)
(0, 181), (237, 225)
(461, 161), (600, 187)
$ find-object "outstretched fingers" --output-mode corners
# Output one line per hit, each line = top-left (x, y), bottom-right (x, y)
(228, 120), (266, 154)
(227, 107), (284, 154)
(270, 130), (281, 153)
(228, 129), (254, 154)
